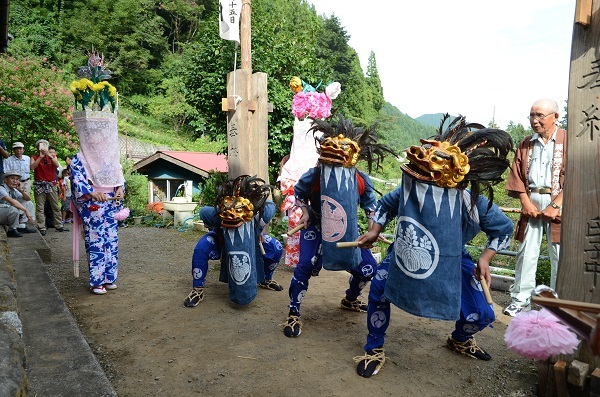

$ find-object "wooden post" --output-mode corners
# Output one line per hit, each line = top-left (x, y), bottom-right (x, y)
(558, 0), (600, 304)
(222, 0), (271, 182)
(554, 0), (600, 376)
(576, 0), (593, 26)
(240, 0), (252, 71)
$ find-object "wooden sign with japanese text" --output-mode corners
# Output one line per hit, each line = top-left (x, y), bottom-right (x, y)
(557, 0), (600, 305)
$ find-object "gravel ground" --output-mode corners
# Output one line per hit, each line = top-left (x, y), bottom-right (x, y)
(42, 225), (539, 397)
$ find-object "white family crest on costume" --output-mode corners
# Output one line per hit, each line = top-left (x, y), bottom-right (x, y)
(361, 264), (374, 277)
(470, 275), (484, 293)
(321, 194), (347, 242)
(370, 310), (387, 329)
(228, 251), (251, 285)
(375, 267), (388, 281)
(297, 290), (306, 303)
(304, 230), (317, 241)
(193, 268), (203, 280)
(393, 216), (439, 279)
(462, 322), (480, 333)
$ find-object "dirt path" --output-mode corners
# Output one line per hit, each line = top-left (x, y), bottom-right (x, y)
(42, 226), (537, 397)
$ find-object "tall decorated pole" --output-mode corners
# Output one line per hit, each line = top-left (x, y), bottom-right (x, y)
(219, 0), (271, 181)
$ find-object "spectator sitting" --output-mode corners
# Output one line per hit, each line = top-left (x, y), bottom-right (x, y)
(0, 170), (37, 237)
(3, 141), (31, 195)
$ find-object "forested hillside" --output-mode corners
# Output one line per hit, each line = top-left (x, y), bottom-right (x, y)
(1, 0), (434, 179)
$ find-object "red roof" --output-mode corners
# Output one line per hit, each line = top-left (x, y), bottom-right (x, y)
(132, 151), (228, 177)
(160, 151), (228, 173)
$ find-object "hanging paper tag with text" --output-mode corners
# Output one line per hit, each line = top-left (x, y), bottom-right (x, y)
(219, 0), (242, 44)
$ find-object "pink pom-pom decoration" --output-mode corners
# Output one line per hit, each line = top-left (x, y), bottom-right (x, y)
(114, 207), (130, 221)
(505, 309), (580, 360)
(292, 92), (332, 120)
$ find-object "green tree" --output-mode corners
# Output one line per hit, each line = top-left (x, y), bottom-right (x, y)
(559, 100), (568, 130)
(366, 51), (384, 112)
(0, 55), (78, 157)
(505, 121), (530, 144)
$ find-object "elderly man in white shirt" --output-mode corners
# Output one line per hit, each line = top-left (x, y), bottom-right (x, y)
(3, 141), (32, 195)
(0, 170), (36, 237)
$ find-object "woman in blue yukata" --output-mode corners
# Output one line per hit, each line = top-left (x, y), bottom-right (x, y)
(70, 110), (125, 295)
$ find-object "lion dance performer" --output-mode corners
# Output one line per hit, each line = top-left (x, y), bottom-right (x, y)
(353, 115), (514, 377)
(283, 115), (396, 337)
(277, 76), (341, 268)
(192, 175), (280, 306)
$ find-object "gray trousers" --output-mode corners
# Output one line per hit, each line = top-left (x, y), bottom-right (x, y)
(0, 206), (20, 230)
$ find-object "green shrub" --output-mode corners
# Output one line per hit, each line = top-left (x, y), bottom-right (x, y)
(122, 159), (148, 216)
(199, 171), (229, 206)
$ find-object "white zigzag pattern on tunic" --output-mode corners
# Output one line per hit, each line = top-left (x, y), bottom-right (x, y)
(402, 178), (459, 219)
(226, 221), (252, 243)
(322, 165), (354, 192)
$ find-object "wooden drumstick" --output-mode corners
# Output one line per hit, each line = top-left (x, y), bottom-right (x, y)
(259, 240), (266, 255)
(378, 236), (393, 245)
(480, 277), (493, 305)
(336, 241), (360, 248)
(286, 222), (306, 235)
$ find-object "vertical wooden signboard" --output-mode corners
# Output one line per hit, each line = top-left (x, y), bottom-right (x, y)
(557, 0), (600, 306)
(223, 0), (270, 183)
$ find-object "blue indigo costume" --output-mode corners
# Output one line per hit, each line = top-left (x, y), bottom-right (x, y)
(354, 115), (514, 377)
(283, 115), (396, 338)
(363, 187), (513, 352)
(184, 175), (282, 307)
(287, 166), (378, 315)
(187, 229), (283, 290)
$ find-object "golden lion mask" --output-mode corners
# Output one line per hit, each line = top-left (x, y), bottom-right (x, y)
(403, 139), (470, 188)
(319, 134), (361, 168)
(219, 196), (254, 228)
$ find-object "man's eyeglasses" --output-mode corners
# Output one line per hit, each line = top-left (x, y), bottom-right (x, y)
(527, 113), (555, 121)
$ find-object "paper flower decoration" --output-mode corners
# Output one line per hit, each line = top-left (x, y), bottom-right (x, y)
(69, 50), (117, 112)
(114, 207), (130, 221)
(505, 309), (580, 360)
(88, 203), (100, 211)
(289, 77), (340, 120)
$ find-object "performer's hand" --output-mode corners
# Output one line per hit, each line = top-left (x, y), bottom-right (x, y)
(299, 207), (310, 228)
(475, 249), (494, 288)
(356, 224), (382, 248)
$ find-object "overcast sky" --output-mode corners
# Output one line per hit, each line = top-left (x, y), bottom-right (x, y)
(308, 0), (576, 128)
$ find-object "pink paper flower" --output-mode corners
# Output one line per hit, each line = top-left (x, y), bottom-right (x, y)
(114, 207), (130, 221)
(504, 309), (580, 360)
(292, 92), (332, 120)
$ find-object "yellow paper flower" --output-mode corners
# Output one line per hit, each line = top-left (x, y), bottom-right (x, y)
(70, 50), (117, 112)
(290, 76), (302, 93)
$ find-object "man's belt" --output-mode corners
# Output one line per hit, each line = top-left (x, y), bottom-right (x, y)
(529, 187), (552, 194)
